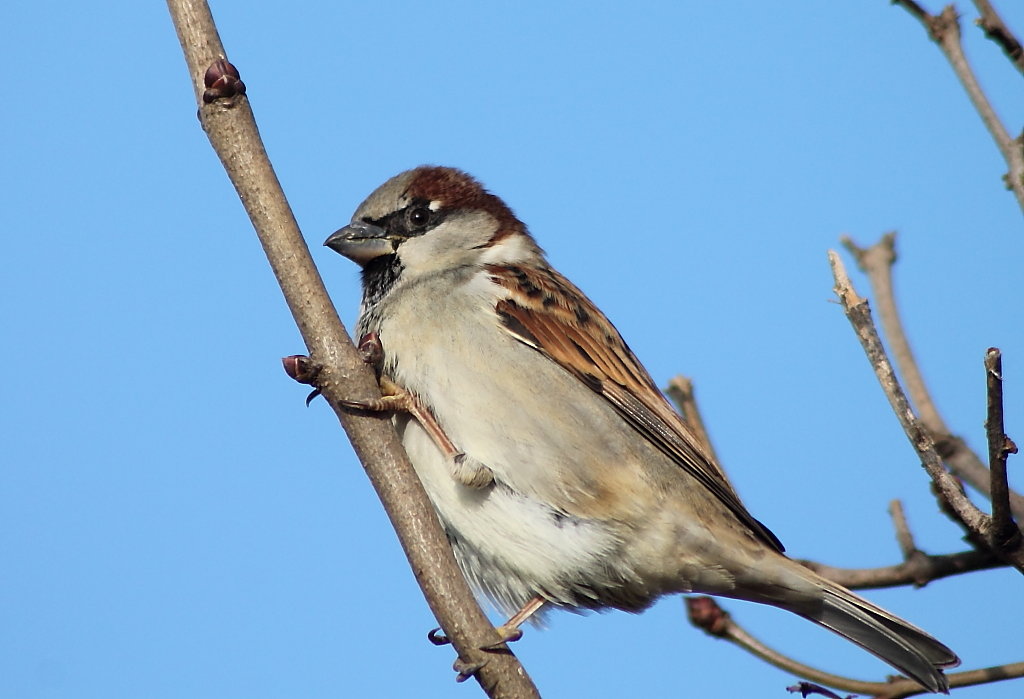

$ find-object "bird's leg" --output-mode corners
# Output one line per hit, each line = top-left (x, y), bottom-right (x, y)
(343, 377), (495, 488)
(342, 374), (460, 453)
(429, 596), (546, 652)
(479, 596), (547, 650)
(343, 334), (494, 488)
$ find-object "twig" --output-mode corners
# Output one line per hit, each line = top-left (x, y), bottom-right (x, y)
(787, 682), (855, 699)
(665, 375), (719, 463)
(890, 2), (1024, 214)
(972, 0), (1024, 77)
(839, 234), (939, 429)
(888, 499), (920, 560)
(687, 596), (1024, 698)
(164, 2), (539, 697)
(798, 547), (1002, 589)
(840, 233), (1024, 520)
(801, 499), (1004, 591)
(666, 368), (1009, 587)
(828, 252), (988, 531)
(828, 251), (1024, 573)
(686, 597), (891, 696)
(985, 348), (1021, 550)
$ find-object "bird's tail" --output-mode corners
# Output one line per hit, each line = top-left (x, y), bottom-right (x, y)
(783, 572), (959, 693)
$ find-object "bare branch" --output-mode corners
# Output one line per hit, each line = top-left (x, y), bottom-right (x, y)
(665, 375), (719, 463)
(800, 501), (1005, 591)
(840, 233), (1024, 520)
(828, 252), (989, 527)
(972, 0), (1024, 76)
(891, 0), (930, 24)
(787, 681), (855, 699)
(798, 547), (1002, 589)
(664, 371), (1009, 587)
(986, 348), (1021, 550)
(687, 596), (892, 697)
(890, 2), (1024, 213)
(839, 234), (939, 428)
(888, 499), (920, 560)
(688, 596), (1024, 698)
(164, 2), (539, 696)
(828, 251), (1024, 573)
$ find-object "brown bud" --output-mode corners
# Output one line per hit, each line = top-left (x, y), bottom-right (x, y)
(685, 596), (729, 636)
(282, 355), (317, 385)
(357, 332), (384, 367)
(202, 59), (246, 103)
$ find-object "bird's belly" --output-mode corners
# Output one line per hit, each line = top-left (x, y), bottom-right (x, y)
(370, 283), (677, 613)
(397, 414), (636, 615)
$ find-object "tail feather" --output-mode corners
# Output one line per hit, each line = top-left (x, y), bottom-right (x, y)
(797, 584), (959, 693)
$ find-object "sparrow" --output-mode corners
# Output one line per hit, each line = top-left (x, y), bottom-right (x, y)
(324, 166), (958, 692)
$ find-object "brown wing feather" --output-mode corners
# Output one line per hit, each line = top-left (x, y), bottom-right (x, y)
(487, 264), (784, 552)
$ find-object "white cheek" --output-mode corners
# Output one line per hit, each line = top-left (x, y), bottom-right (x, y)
(397, 212), (496, 275)
(477, 234), (538, 266)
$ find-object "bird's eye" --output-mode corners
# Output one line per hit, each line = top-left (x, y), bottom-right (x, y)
(408, 207), (431, 227)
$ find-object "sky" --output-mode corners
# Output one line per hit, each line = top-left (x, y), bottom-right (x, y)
(2, 1), (1023, 697)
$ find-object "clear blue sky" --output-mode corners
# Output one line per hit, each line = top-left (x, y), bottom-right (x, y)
(3, 2), (1022, 697)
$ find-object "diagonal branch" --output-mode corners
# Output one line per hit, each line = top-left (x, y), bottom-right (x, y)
(985, 348), (1021, 550)
(164, 2), (539, 696)
(828, 251), (1024, 573)
(972, 0), (1024, 77)
(687, 596), (1024, 698)
(798, 547), (1002, 589)
(800, 498), (1006, 589)
(890, 2), (1024, 213)
(666, 375), (721, 465)
(841, 233), (1024, 520)
(667, 373), (1010, 588)
(888, 499), (920, 560)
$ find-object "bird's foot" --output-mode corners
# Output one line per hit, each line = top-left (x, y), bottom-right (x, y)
(427, 627), (450, 646)
(477, 596), (545, 651)
(452, 657), (488, 683)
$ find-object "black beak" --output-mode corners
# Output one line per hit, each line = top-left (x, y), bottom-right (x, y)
(324, 221), (395, 266)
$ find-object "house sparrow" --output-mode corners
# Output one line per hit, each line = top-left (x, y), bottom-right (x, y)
(324, 166), (958, 692)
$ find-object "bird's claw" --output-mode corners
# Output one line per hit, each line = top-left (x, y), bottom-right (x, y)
(478, 626), (524, 652)
(339, 394), (407, 413)
(427, 627), (451, 646)
(453, 657), (488, 683)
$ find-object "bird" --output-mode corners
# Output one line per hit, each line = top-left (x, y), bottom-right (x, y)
(323, 166), (959, 692)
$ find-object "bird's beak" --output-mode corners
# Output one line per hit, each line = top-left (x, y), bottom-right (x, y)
(324, 221), (395, 266)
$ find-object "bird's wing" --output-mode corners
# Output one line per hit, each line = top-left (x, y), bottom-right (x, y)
(486, 263), (783, 552)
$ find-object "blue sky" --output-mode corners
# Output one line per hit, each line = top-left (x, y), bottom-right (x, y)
(3, 2), (1022, 697)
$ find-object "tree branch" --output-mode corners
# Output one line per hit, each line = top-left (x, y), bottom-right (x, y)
(798, 498), (1005, 590)
(164, 2), (539, 696)
(972, 0), (1024, 77)
(687, 596), (1024, 698)
(798, 547), (1003, 589)
(665, 375), (720, 465)
(888, 499), (920, 560)
(985, 348), (1021, 551)
(840, 233), (1024, 520)
(890, 2), (1024, 213)
(666, 370), (1009, 588)
(828, 251), (1024, 573)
